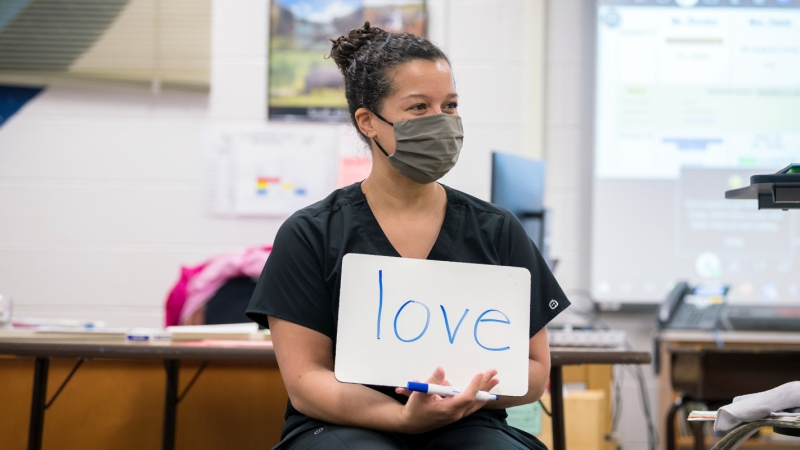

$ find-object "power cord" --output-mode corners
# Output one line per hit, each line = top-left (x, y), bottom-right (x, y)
(611, 365), (624, 433)
(539, 399), (552, 417)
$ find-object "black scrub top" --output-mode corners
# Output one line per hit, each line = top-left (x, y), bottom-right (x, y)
(246, 182), (570, 437)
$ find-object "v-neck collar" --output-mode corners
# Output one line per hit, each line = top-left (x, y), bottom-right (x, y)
(352, 182), (460, 260)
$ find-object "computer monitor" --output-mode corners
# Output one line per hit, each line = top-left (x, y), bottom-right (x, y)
(490, 151), (549, 260)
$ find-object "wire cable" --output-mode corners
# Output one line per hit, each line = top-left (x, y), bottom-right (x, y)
(538, 399), (552, 417)
(611, 364), (624, 433)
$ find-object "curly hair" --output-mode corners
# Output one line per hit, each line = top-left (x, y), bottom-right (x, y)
(328, 22), (450, 144)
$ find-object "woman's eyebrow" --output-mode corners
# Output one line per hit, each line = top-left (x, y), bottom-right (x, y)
(401, 93), (459, 100)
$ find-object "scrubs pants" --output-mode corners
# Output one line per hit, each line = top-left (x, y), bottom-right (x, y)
(274, 414), (548, 450)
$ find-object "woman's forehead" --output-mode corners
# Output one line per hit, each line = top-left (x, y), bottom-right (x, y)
(391, 59), (456, 96)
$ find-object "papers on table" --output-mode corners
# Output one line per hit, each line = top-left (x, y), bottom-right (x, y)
(166, 323), (264, 341)
(174, 339), (273, 348)
(0, 322), (269, 343)
(688, 410), (800, 422)
(688, 411), (718, 421)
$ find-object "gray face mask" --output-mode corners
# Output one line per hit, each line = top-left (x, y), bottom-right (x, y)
(372, 112), (464, 184)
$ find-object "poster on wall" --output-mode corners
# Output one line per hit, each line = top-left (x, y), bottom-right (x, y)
(203, 125), (337, 216)
(268, 0), (427, 122)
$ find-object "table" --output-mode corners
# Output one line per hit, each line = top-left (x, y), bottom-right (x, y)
(0, 338), (276, 450)
(0, 339), (650, 450)
(658, 330), (800, 450)
(549, 347), (652, 450)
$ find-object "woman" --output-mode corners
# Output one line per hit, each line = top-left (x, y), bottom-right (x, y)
(247, 22), (569, 450)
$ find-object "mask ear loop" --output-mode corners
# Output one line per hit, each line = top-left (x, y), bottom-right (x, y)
(371, 111), (394, 157)
(373, 137), (389, 157)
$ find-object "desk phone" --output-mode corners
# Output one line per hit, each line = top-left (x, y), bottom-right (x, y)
(658, 282), (729, 330)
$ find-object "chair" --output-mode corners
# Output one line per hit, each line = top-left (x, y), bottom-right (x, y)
(711, 416), (800, 450)
(204, 276), (259, 326)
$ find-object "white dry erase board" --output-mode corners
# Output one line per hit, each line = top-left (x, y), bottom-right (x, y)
(335, 254), (531, 396)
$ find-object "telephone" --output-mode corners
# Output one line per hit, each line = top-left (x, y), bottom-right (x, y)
(658, 281), (729, 330)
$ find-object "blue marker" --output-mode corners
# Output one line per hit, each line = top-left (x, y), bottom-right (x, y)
(405, 381), (498, 401)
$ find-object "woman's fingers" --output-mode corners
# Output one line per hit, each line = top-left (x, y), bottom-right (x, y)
(395, 367), (497, 403)
(460, 369), (498, 399)
(478, 369), (499, 391)
(399, 368), (501, 432)
(404, 367), (448, 403)
(449, 369), (500, 416)
(427, 366), (446, 385)
(395, 377), (422, 397)
(457, 372), (486, 404)
(405, 367), (446, 399)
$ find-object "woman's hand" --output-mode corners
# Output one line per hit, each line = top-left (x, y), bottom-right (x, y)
(393, 367), (499, 434)
(271, 317), (503, 434)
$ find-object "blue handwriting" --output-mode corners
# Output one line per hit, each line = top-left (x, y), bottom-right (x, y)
(376, 270), (510, 351)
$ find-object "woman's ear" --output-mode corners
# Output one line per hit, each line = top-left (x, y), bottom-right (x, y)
(354, 107), (376, 139)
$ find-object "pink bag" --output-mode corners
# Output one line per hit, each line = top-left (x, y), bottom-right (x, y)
(164, 246), (272, 327)
(164, 263), (207, 327)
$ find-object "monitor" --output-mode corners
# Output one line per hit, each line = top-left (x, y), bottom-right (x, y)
(490, 152), (549, 259)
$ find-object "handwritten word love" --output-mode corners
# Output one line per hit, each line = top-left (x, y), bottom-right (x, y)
(375, 270), (511, 351)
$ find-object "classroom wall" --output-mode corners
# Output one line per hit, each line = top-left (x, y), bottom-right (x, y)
(543, 2), (662, 449)
(543, 0), (593, 294)
(0, 0), (546, 328)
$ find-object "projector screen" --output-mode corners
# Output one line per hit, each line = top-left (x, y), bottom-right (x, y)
(591, 0), (800, 306)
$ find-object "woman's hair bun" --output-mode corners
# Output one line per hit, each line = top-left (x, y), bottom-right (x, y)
(328, 22), (386, 74)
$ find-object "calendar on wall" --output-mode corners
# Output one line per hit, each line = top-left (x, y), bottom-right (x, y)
(202, 124), (337, 216)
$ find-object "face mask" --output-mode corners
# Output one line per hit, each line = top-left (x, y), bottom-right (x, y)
(371, 112), (464, 184)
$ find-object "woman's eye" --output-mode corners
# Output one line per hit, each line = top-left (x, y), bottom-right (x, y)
(445, 102), (458, 109)
(410, 103), (427, 111)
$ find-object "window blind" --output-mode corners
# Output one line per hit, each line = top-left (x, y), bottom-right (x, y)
(0, 0), (210, 91)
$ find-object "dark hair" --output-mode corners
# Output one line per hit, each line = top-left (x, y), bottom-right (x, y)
(328, 22), (450, 144)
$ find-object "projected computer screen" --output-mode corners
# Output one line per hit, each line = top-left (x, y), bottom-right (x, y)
(592, 0), (800, 305)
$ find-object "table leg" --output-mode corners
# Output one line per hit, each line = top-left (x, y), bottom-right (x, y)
(28, 357), (49, 450)
(163, 359), (179, 450)
(666, 395), (684, 450)
(690, 420), (704, 450)
(550, 365), (566, 450)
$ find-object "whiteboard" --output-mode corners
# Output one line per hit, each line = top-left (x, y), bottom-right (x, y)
(335, 254), (532, 397)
